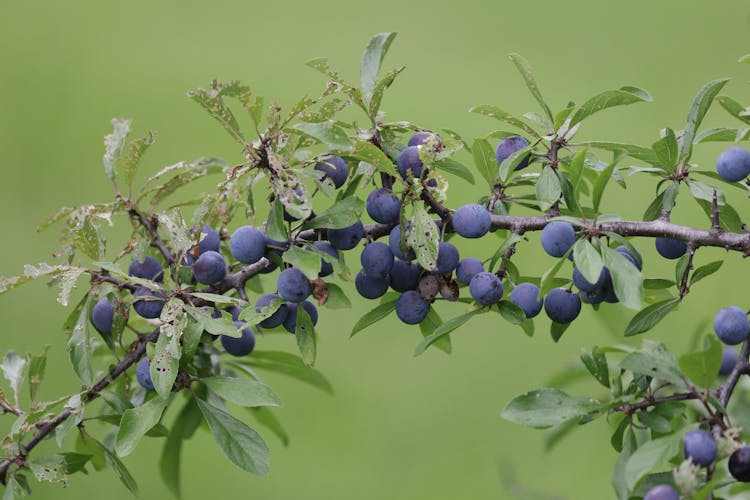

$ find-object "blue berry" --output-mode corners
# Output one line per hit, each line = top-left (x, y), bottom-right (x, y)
(355, 270), (390, 299)
(683, 429), (717, 467)
(714, 306), (750, 345)
(469, 272), (504, 306)
(510, 283), (543, 318)
(221, 322), (256, 357)
(361, 242), (394, 278)
(495, 135), (530, 170)
(366, 188), (401, 224)
(388, 225), (416, 261)
(192, 250), (227, 285)
(456, 257), (484, 285)
(314, 156), (349, 188)
(408, 132), (440, 147)
(395, 291), (429, 325)
(133, 287), (166, 319)
(312, 241), (338, 277)
(717, 146), (750, 182)
(91, 298), (114, 334)
(283, 301), (318, 334)
(541, 222), (576, 258)
(643, 485), (679, 500)
(128, 256), (164, 282)
(255, 294), (288, 329)
(544, 288), (581, 323)
(396, 146), (425, 179)
(452, 204), (491, 239)
(655, 237), (687, 260)
(435, 242), (459, 274)
(719, 347), (739, 377)
(136, 357), (155, 391)
(389, 259), (422, 292)
(327, 221), (364, 250)
(277, 268), (312, 303)
(230, 226), (267, 264)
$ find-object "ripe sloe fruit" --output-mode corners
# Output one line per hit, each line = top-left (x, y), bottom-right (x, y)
(435, 242), (459, 274)
(541, 222), (575, 258)
(129, 256), (164, 282)
(355, 270), (390, 299)
(136, 357), (155, 391)
(719, 347), (739, 377)
(683, 429), (716, 467)
(230, 226), (267, 264)
(714, 306), (750, 345)
(452, 204), (491, 239)
(469, 272), (504, 306)
(643, 485), (679, 500)
(408, 131), (440, 147)
(510, 283), (543, 318)
(544, 288), (581, 323)
(133, 286), (166, 319)
(196, 225), (221, 254)
(91, 298), (114, 334)
(277, 268), (312, 303)
(366, 188), (401, 224)
(456, 257), (484, 285)
(327, 221), (364, 250)
(729, 446), (750, 482)
(314, 156), (349, 188)
(655, 237), (687, 260)
(717, 146), (750, 182)
(221, 322), (256, 357)
(395, 290), (429, 324)
(192, 250), (227, 285)
(389, 225), (416, 261)
(390, 259), (422, 292)
(495, 135), (530, 170)
(397, 146), (425, 179)
(312, 241), (338, 277)
(361, 242), (394, 278)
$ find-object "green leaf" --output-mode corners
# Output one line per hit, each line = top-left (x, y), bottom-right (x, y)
(27, 346), (49, 405)
(497, 144), (533, 182)
(196, 399), (269, 476)
(414, 309), (482, 356)
(92, 437), (139, 495)
(687, 180), (725, 204)
(322, 283), (351, 309)
(651, 128), (678, 169)
(550, 321), (571, 342)
(157, 208), (192, 255)
(433, 158), (475, 184)
(350, 299), (397, 337)
(115, 396), (170, 457)
(508, 53), (553, 124)
(578, 141), (659, 165)
(72, 218), (105, 261)
(404, 204), (439, 272)
(501, 388), (603, 429)
(160, 397), (202, 498)
(151, 300), (185, 398)
(536, 165), (561, 211)
(679, 78), (730, 163)
(346, 140), (399, 178)
(122, 131), (157, 192)
(694, 127), (750, 143)
(592, 158), (619, 213)
(679, 335), (723, 388)
(67, 297), (94, 386)
(240, 351), (332, 394)
(717, 95), (750, 125)
(249, 407), (289, 447)
(361, 32), (397, 108)
(203, 376), (282, 408)
(570, 87), (652, 127)
(471, 138), (497, 187)
(294, 121), (354, 152)
(265, 200), (288, 242)
(295, 303), (316, 365)
(61, 452), (93, 475)
(418, 308), (452, 354)
(497, 300), (526, 325)
(281, 247), (322, 281)
(302, 196), (364, 230)
(103, 118), (131, 182)
(601, 245), (642, 310)
(581, 348), (610, 388)
(624, 298), (681, 336)
(539, 252), (572, 297)
(28, 455), (67, 484)
(573, 239), (603, 285)
(690, 260), (723, 285)
(696, 198), (744, 233)
(624, 433), (683, 492)
(620, 343), (683, 386)
(469, 105), (540, 138)
(188, 80), (249, 144)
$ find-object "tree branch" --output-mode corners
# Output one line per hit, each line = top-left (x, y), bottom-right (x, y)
(126, 205), (175, 266)
(719, 338), (750, 408)
(0, 329), (159, 485)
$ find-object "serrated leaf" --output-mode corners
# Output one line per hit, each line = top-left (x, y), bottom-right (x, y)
(414, 309), (481, 356)
(471, 138), (497, 187)
(188, 81), (249, 144)
(122, 131), (157, 191)
(303, 196), (364, 230)
(361, 32), (397, 107)
(203, 376), (281, 408)
(404, 204), (439, 272)
(433, 158), (475, 184)
(103, 119), (131, 182)
(573, 239), (603, 285)
(501, 388), (603, 429)
(196, 399), (269, 476)
(350, 300), (397, 337)
(536, 165), (561, 211)
(678, 78), (730, 163)
(67, 297), (94, 386)
(690, 260), (723, 285)
(601, 246), (642, 310)
(294, 121), (354, 152)
(157, 208), (192, 255)
(239, 351), (332, 394)
(151, 300), (185, 397)
(625, 298), (680, 336)
(115, 396), (170, 457)
(570, 87), (652, 127)
(346, 140), (399, 178)
(295, 304), (316, 365)
(679, 335), (722, 388)
(508, 53), (553, 124)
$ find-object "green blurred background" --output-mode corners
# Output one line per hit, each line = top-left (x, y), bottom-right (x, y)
(1, 1), (750, 498)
